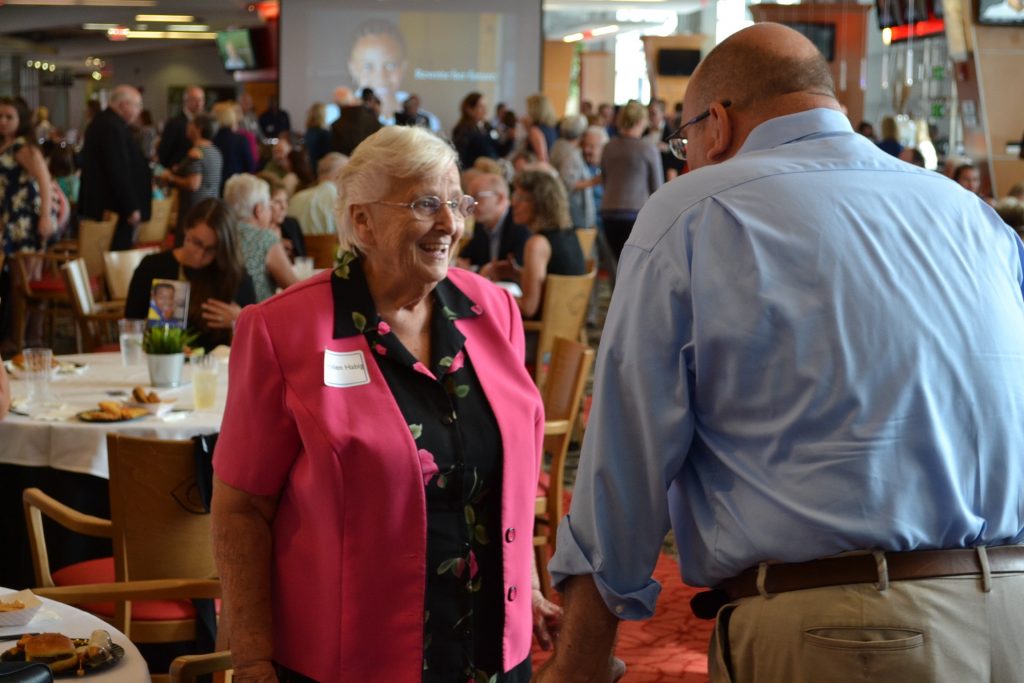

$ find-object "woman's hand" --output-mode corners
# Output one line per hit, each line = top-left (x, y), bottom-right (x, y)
(36, 213), (55, 240)
(532, 588), (563, 651)
(481, 257), (519, 283)
(202, 299), (242, 329)
(231, 660), (278, 683)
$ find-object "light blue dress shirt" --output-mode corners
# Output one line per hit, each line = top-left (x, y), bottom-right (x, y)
(549, 108), (1024, 620)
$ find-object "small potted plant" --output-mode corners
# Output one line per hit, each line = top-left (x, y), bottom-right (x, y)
(143, 324), (198, 388)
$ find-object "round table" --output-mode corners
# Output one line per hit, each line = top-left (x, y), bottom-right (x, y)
(1, 352), (227, 478)
(0, 588), (150, 681)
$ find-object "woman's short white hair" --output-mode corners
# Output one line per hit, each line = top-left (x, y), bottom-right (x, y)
(223, 173), (270, 223)
(336, 126), (458, 254)
(559, 114), (588, 141)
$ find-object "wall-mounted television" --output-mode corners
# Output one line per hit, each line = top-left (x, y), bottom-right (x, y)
(656, 49), (701, 76)
(976, 0), (1024, 24)
(216, 29), (257, 71)
(782, 22), (836, 62)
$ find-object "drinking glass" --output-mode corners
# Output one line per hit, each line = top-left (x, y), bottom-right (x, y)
(294, 256), (315, 280)
(191, 354), (219, 410)
(118, 319), (146, 366)
(22, 347), (53, 406)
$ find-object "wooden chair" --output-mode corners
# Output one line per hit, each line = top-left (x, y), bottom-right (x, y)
(78, 214), (117, 283)
(10, 251), (73, 350)
(523, 268), (596, 391)
(303, 233), (340, 269)
(23, 434), (221, 680)
(137, 195), (174, 246)
(170, 652), (233, 683)
(103, 247), (158, 302)
(62, 258), (123, 352)
(576, 227), (597, 262)
(533, 337), (595, 598)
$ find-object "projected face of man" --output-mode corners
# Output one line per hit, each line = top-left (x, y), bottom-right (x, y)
(348, 32), (406, 117)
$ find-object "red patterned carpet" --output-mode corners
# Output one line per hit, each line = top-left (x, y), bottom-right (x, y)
(532, 552), (712, 682)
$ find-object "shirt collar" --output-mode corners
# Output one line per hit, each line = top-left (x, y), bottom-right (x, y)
(331, 252), (480, 339)
(737, 108), (854, 157)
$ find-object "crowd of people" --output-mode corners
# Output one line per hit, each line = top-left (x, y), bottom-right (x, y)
(2, 23), (1024, 682)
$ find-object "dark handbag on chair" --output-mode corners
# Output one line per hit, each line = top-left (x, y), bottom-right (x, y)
(0, 662), (55, 683)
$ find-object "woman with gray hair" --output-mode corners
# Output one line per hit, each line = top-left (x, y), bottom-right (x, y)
(213, 125), (560, 683)
(222, 172), (297, 302)
(550, 114), (598, 229)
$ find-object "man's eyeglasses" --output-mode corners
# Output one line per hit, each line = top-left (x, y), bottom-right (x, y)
(666, 100), (732, 161)
(374, 195), (477, 221)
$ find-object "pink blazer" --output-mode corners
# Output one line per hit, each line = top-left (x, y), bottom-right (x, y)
(214, 268), (544, 682)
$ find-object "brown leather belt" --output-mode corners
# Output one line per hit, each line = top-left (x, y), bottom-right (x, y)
(690, 545), (1024, 620)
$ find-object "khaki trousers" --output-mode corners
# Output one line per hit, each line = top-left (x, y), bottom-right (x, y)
(709, 572), (1024, 682)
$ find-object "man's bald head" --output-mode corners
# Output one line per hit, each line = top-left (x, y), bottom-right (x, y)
(687, 23), (836, 115)
(109, 85), (142, 124)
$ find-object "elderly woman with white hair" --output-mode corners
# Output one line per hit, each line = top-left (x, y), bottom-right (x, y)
(212, 125), (560, 683)
(550, 114), (598, 230)
(222, 172), (298, 302)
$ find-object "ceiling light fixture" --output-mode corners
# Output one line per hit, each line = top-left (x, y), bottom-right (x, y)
(135, 14), (194, 22)
(562, 32), (585, 43)
(591, 24), (620, 36)
(83, 23), (119, 30)
(166, 24), (210, 32)
(111, 30), (217, 40)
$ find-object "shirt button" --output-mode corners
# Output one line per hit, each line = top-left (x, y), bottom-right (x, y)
(615, 604), (625, 615)
(441, 413), (457, 425)
(505, 528), (516, 543)
(507, 585), (517, 602)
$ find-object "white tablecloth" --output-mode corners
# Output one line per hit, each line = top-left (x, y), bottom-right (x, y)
(0, 353), (227, 479)
(0, 588), (150, 682)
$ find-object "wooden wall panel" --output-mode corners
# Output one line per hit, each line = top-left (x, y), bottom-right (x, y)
(580, 51), (615, 109)
(640, 34), (709, 108)
(543, 40), (575, 118)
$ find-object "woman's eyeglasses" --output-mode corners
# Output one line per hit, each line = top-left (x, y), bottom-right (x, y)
(666, 100), (732, 161)
(185, 234), (217, 255)
(374, 195), (477, 221)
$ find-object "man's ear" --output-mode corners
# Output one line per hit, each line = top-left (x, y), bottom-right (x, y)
(351, 204), (375, 247)
(705, 102), (734, 163)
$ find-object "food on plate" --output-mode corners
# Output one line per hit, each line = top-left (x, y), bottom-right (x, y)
(79, 401), (150, 422)
(10, 353), (59, 370)
(23, 633), (78, 673)
(0, 598), (25, 612)
(131, 386), (162, 404)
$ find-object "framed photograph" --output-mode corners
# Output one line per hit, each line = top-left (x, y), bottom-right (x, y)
(977, 0), (1024, 24)
(147, 279), (190, 328)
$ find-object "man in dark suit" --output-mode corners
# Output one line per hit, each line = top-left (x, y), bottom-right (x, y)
(329, 88), (382, 156)
(157, 85), (204, 168)
(458, 172), (530, 270)
(78, 85), (152, 250)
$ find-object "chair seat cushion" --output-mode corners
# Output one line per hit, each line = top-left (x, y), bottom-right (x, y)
(51, 558), (219, 621)
(27, 276), (67, 293)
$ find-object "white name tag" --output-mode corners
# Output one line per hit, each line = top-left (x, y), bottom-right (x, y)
(324, 349), (370, 388)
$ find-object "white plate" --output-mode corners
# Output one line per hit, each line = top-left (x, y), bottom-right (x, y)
(0, 590), (43, 627)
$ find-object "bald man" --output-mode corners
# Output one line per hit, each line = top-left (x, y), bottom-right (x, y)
(158, 85), (205, 168)
(78, 85), (152, 249)
(537, 23), (1024, 683)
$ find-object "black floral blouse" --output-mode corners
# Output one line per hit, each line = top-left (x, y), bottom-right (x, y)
(329, 253), (530, 683)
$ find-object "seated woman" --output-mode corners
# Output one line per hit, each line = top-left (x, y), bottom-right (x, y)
(222, 173), (298, 302)
(483, 169), (585, 319)
(212, 125), (560, 683)
(125, 198), (256, 351)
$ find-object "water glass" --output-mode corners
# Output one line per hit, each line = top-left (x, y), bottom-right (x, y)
(294, 256), (315, 280)
(191, 354), (219, 410)
(22, 347), (53, 406)
(118, 319), (146, 366)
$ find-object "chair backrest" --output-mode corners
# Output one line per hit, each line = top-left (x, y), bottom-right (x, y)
(303, 233), (340, 269)
(533, 269), (596, 390)
(104, 247), (158, 300)
(575, 227), (597, 261)
(61, 258), (97, 316)
(78, 215), (117, 280)
(106, 434), (216, 584)
(539, 337), (594, 545)
(137, 196), (174, 245)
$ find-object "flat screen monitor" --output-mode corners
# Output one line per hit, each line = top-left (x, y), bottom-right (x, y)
(976, 0), (1024, 24)
(783, 23), (836, 62)
(216, 29), (257, 71)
